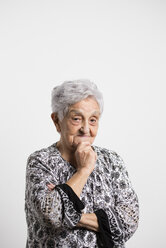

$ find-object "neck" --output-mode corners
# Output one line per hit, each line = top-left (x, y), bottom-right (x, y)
(56, 141), (76, 166)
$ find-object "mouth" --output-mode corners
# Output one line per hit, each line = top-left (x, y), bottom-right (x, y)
(77, 135), (90, 137)
(76, 135), (91, 139)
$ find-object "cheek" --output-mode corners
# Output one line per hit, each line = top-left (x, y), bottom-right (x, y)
(91, 126), (99, 137)
(65, 123), (80, 135)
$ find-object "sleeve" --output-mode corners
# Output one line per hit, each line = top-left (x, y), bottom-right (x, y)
(25, 154), (84, 230)
(95, 151), (139, 248)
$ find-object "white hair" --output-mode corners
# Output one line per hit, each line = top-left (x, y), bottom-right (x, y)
(51, 79), (104, 121)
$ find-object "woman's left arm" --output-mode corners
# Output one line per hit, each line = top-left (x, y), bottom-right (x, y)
(76, 213), (99, 232)
(95, 151), (139, 247)
(48, 151), (139, 246)
(47, 183), (99, 232)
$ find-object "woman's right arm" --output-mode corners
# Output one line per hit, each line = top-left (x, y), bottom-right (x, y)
(25, 142), (97, 231)
(66, 141), (97, 197)
(25, 154), (84, 230)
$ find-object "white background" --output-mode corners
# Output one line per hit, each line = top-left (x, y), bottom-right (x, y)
(0, 0), (166, 247)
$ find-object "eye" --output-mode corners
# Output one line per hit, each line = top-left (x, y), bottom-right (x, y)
(90, 118), (97, 124)
(72, 117), (82, 122)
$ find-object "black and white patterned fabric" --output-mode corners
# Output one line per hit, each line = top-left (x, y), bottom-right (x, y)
(25, 142), (139, 248)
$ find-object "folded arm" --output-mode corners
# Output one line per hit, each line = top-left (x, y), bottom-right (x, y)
(95, 151), (139, 247)
(25, 142), (98, 231)
(25, 155), (84, 230)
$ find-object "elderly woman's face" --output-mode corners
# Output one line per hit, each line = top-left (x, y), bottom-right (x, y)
(58, 97), (100, 151)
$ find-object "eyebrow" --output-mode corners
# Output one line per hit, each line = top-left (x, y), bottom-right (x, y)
(69, 109), (100, 116)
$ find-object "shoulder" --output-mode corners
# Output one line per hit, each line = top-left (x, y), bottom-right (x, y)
(27, 143), (57, 165)
(93, 145), (125, 168)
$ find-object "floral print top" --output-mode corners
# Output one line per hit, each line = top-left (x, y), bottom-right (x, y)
(25, 142), (139, 248)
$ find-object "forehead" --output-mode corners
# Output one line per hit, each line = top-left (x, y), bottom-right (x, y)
(68, 97), (100, 115)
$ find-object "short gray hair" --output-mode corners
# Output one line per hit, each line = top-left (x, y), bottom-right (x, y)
(51, 79), (104, 121)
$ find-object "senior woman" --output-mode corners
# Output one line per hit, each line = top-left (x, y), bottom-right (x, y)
(25, 80), (139, 248)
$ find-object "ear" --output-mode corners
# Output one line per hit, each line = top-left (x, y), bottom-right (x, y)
(51, 113), (61, 133)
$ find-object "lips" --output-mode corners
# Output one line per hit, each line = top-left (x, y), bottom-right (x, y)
(77, 135), (90, 137)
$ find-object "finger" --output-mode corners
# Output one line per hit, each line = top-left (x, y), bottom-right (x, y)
(47, 183), (54, 187)
(49, 183), (55, 187)
(47, 183), (55, 189)
(79, 146), (95, 155)
(47, 185), (52, 189)
(48, 186), (55, 191)
(76, 141), (91, 150)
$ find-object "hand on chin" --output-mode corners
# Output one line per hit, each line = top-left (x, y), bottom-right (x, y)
(72, 136), (91, 147)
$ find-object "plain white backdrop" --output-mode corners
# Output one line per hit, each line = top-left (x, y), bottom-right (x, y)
(0, 0), (166, 247)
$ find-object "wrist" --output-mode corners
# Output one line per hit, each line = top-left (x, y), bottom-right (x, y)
(77, 168), (92, 177)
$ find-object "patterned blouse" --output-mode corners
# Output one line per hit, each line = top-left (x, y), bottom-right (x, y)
(25, 142), (139, 248)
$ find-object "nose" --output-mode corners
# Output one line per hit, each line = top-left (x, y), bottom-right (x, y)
(80, 120), (90, 135)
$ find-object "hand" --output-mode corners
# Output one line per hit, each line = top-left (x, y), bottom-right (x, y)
(47, 183), (55, 191)
(77, 213), (99, 232)
(74, 142), (97, 175)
